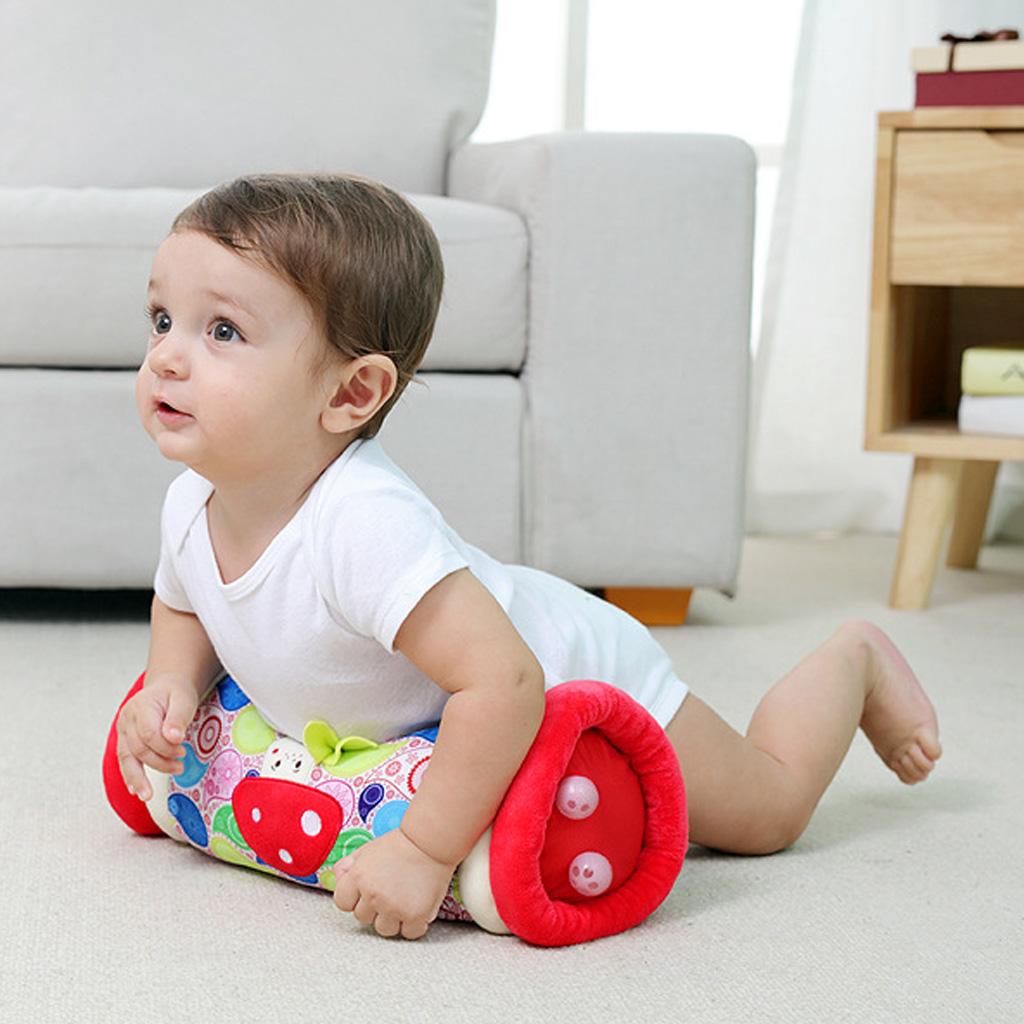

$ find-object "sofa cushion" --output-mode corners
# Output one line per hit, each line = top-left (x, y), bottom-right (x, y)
(0, 188), (526, 372)
(0, 368), (522, 587)
(0, 0), (495, 196)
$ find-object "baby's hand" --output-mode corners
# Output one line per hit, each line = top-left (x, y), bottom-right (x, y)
(333, 827), (457, 940)
(116, 678), (197, 801)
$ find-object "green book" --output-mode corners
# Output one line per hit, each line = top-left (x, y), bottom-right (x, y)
(961, 346), (1024, 396)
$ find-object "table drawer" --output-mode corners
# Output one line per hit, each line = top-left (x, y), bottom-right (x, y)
(891, 129), (1024, 286)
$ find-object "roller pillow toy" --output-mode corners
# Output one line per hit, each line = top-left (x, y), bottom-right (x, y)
(103, 672), (687, 946)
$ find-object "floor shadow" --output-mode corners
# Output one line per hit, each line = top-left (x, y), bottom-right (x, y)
(0, 588), (152, 623)
(652, 842), (774, 921)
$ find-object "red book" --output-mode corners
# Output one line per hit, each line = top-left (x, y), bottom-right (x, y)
(916, 68), (1024, 106)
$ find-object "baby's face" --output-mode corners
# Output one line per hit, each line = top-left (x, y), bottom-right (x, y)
(136, 230), (335, 481)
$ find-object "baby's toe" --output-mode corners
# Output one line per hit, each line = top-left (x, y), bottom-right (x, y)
(918, 730), (943, 762)
(907, 744), (934, 775)
(896, 751), (923, 784)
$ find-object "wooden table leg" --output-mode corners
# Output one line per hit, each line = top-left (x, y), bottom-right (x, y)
(947, 460), (999, 569)
(890, 457), (962, 610)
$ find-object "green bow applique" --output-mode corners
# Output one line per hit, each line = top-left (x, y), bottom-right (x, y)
(303, 720), (379, 767)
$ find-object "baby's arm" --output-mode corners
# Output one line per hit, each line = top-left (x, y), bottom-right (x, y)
(117, 595), (223, 800)
(393, 567), (547, 867)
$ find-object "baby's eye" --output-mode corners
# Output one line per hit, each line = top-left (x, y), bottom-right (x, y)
(211, 321), (242, 343)
(143, 305), (243, 344)
(145, 306), (171, 334)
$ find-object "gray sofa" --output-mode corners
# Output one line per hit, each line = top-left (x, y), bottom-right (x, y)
(0, 0), (754, 593)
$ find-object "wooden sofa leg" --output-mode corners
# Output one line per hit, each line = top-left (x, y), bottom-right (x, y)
(601, 587), (693, 626)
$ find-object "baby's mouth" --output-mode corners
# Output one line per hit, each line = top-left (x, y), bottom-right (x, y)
(155, 398), (192, 418)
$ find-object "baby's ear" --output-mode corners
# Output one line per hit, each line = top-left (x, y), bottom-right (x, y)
(321, 354), (397, 434)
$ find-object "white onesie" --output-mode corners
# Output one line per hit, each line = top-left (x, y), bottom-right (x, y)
(154, 437), (689, 743)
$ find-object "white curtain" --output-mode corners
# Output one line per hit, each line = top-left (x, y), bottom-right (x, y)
(750, 0), (1024, 540)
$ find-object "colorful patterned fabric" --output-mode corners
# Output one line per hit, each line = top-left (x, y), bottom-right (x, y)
(155, 674), (473, 921)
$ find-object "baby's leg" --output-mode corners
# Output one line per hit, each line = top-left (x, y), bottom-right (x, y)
(664, 620), (942, 855)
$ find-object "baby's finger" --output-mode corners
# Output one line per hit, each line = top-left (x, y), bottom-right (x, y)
(333, 870), (360, 913)
(352, 896), (376, 927)
(141, 746), (186, 775)
(374, 914), (401, 938)
(162, 689), (196, 745)
(137, 713), (185, 762)
(117, 748), (151, 800)
(122, 730), (184, 774)
(401, 919), (429, 941)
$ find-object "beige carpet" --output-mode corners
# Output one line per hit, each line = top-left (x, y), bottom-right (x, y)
(0, 534), (1021, 1024)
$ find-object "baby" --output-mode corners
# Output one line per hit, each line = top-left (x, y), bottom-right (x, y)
(117, 172), (942, 941)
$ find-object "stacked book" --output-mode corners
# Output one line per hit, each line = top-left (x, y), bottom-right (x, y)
(958, 346), (1024, 437)
(913, 30), (1024, 106)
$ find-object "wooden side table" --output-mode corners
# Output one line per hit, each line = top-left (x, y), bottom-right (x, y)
(866, 108), (1024, 609)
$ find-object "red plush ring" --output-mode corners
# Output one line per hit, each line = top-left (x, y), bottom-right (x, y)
(489, 679), (688, 947)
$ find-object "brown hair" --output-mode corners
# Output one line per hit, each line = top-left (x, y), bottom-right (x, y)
(170, 172), (444, 439)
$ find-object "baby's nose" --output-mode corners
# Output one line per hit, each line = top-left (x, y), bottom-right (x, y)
(146, 331), (188, 376)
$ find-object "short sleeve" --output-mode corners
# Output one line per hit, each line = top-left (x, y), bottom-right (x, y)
(153, 497), (194, 613)
(318, 488), (469, 653)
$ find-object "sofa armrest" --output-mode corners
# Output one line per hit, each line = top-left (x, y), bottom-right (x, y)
(447, 131), (755, 592)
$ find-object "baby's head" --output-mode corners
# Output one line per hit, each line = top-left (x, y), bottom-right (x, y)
(150, 172), (444, 445)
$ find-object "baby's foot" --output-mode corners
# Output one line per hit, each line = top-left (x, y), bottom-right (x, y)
(848, 620), (943, 785)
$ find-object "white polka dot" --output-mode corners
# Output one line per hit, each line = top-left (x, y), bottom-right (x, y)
(251, 807), (261, 823)
(279, 848), (293, 865)
(301, 810), (322, 837)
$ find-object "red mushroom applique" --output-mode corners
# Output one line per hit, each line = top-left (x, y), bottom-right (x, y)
(233, 777), (344, 877)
